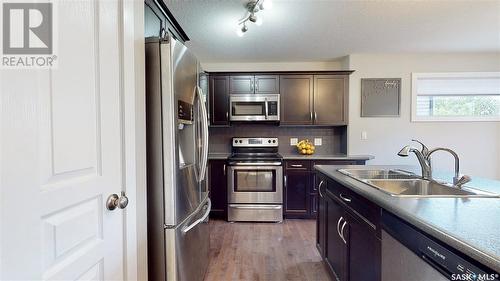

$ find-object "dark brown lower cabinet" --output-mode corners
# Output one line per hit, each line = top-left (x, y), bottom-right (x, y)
(284, 169), (310, 218)
(316, 174), (381, 281)
(208, 160), (227, 219)
(347, 213), (381, 281)
(316, 174), (327, 256)
(284, 160), (365, 219)
(325, 194), (348, 281)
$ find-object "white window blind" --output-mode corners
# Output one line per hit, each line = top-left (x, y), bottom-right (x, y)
(411, 72), (500, 121)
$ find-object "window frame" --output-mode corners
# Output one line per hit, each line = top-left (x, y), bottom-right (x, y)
(411, 72), (500, 122)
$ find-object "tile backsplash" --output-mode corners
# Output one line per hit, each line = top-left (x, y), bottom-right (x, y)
(209, 124), (347, 155)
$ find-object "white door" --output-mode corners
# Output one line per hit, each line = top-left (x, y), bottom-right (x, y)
(1, 0), (129, 280)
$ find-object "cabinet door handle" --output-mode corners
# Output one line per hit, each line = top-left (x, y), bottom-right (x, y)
(318, 180), (325, 198)
(314, 111), (318, 121)
(290, 164), (303, 168)
(310, 112), (313, 121)
(223, 164), (226, 175)
(226, 111), (229, 119)
(336, 216), (343, 239)
(339, 193), (352, 203)
(340, 221), (348, 244)
(284, 175), (287, 187)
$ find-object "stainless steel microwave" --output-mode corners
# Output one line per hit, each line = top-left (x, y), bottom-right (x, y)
(229, 94), (280, 122)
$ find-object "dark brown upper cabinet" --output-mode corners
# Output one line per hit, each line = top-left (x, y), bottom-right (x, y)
(280, 74), (349, 126)
(209, 75), (230, 126)
(280, 75), (314, 125)
(230, 75), (279, 95)
(255, 75), (279, 94)
(314, 75), (348, 125)
(230, 75), (254, 94)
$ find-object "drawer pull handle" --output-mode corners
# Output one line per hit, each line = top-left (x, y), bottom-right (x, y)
(290, 164), (303, 168)
(339, 193), (352, 203)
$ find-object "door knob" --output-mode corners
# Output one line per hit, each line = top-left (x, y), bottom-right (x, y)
(106, 191), (129, 210)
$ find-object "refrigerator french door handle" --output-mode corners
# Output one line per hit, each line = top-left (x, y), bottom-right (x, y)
(197, 86), (209, 182)
(182, 198), (211, 234)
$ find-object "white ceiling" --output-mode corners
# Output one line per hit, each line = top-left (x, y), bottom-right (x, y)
(164, 0), (500, 63)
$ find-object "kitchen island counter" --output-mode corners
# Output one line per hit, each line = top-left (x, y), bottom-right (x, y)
(315, 164), (500, 273)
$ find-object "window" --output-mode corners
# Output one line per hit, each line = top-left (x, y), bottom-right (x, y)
(411, 72), (500, 121)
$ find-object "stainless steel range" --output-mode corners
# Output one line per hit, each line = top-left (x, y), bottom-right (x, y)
(227, 137), (283, 222)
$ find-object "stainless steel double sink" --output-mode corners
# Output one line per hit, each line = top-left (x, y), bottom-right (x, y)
(338, 169), (499, 198)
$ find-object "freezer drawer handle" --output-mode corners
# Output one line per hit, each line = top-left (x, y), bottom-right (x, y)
(182, 198), (211, 234)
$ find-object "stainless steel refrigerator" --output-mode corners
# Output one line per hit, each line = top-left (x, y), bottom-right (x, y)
(145, 35), (210, 281)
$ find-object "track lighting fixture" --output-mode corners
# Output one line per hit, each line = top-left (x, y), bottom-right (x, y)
(236, 0), (271, 36)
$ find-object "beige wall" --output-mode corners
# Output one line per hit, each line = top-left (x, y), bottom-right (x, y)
(201, 61), (343, 72)
(347, 53), (500, 179)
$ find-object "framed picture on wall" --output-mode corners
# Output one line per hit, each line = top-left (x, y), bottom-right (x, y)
(361, 78), (401, 117)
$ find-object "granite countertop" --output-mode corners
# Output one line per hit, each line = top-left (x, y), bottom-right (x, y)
(208, 153), (374, 161)
(314, 164), (500, 273)
(281, 154), (374, 160)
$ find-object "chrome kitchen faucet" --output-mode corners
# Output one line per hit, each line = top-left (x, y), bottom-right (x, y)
(398, 139), (471, 188)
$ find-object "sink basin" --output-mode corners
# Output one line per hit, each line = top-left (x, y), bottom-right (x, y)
(338, 168), (418, 180)
(363, 179), (499, 198)
(337, 168), (499, 198)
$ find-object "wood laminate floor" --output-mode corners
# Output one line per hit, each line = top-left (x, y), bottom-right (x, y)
(204, 219), (332, 281)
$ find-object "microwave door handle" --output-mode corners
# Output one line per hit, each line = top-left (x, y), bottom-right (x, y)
(265, 98), (269, 120)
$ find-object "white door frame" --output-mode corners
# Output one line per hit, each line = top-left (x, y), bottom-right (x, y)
(122, 1), (147, 281)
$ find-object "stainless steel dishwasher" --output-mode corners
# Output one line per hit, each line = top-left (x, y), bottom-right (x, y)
(381, 211), (499, 281)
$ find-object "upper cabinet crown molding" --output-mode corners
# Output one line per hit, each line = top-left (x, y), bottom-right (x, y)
(208, 71), (355, 75)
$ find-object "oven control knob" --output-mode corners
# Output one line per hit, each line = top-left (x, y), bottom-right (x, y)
(268, 140), (271, 143)
(239, 140), (243, 143)
(273, 140), (276, 143)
